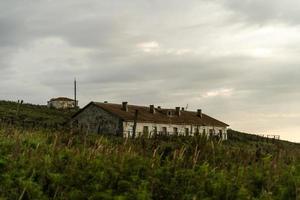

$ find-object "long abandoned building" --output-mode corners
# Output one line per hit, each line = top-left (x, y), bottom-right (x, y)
(70, 101), (229, 139)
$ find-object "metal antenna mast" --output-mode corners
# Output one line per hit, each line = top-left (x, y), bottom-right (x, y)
(74, 78), (77, 108)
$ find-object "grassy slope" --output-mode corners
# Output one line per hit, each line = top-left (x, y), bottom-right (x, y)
(0, 101), (300, 199)
(0, 100), (75, 125)
(0, 128), (299, 199)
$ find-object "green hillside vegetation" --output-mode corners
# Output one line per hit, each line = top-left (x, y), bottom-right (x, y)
(0, 101), (299, 199)
(0, 126), (299, 200)
(228, 129), (300, 148)
(0, 100), (75, 126)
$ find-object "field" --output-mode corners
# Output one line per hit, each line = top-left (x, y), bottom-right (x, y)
(0, 127), (299, 200)
(0, 101), (299, 199)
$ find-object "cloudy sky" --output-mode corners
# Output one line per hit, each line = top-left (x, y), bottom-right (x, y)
(1, 0), (300, 141)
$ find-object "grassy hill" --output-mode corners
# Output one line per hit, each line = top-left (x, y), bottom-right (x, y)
(0, 101), (299, 199)
(227, 129), (300, 148)
(0, 100), (76, 127)
(0, 127), (299, 199)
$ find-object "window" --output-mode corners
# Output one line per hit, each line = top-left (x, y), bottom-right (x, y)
(173, 127), (178, 135)
(219, 130), (223, 138)
(162, 127), (167, 134)
(97, 124), (101, 134)
(209, 129), (214, 137)
(194, 128), (199, 135)
(152, 126), (157, 135)
(185, 128), (189, 136)
(142, 126), (149, 137)
(143, 126), (149, 134)
(203, 129), (206, 134)
(128, 125), (134, 137)
(167, 111), (172, 116)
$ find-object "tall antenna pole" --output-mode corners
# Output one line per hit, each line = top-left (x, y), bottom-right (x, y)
(74, 78), (77, 108)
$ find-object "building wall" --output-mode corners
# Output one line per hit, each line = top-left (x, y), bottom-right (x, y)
(123, 121), (227, 140)
(48, 100), (76, 109)
(70, 104), (122, 135)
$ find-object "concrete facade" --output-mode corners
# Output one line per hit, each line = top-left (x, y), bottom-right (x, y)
(71, 104), (123, 135)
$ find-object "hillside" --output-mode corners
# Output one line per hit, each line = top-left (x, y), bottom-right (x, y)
(0, 100), (76, 127)
(227, 129), (300, 148)
(0, 101), (299, 199)
(0, 127), (299, 199)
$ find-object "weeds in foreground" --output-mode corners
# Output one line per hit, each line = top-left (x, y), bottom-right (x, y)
(0, 128), (299, 199)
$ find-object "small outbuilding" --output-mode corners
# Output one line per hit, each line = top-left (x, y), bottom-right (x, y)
(70, 101), (229, 139)
(47, 97), (77, 109)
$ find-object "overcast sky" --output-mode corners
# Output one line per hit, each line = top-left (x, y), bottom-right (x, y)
(1, 0), (300, 141)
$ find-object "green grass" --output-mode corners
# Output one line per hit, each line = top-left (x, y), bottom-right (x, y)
(0, 127), (299, 199)
(0, 100), (76, 125)
(0, 101), (299, 199)
(227, 129), (300, 148)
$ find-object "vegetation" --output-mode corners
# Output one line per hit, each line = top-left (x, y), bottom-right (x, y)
(0, 126), (299, 199)
(0, 100), (75, 126)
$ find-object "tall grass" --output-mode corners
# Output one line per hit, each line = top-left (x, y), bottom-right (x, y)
(0, 127), (299, 199)
(0, 100), (75, 126)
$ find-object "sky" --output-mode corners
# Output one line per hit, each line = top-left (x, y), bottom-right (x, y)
(1, 0), (300, 142)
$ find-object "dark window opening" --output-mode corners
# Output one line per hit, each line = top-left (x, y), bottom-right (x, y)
(219, 130), (223, 138)
(209, 129), (214, 137)
(152, 126), (158, 135)
(185, 128), (189, 136)
(194, 128), (199, 135)
(162, 127), (167, 134)
(173, 127), (178, 135)
(143, 126), (149, 137)
(97, 125), (101, 134)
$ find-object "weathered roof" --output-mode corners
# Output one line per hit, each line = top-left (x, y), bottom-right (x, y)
(74, 102), (229, 127)
(50, 97), (74, 102)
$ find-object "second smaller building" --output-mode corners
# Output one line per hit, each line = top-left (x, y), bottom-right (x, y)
(47, 97), (77, 109)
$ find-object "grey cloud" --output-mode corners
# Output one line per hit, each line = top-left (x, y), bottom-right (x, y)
(219, 0), (300, 24)
(0, 0), (300, 141)
(0, 17), (26, 47)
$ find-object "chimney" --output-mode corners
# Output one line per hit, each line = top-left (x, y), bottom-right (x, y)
(197, 109), (203, 118)
(175, 107), (181, 116)
(150, 105), (155, 114)
(181, 107), (185, 111)
(157, 106), (161, 110)
(122, 102), (128, 112)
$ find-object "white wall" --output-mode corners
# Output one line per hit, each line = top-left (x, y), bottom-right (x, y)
(48, 100), (75, 109)
(122, 121), (227, 140)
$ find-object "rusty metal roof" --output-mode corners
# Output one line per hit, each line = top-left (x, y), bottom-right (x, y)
(50, 97), (74, 102)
